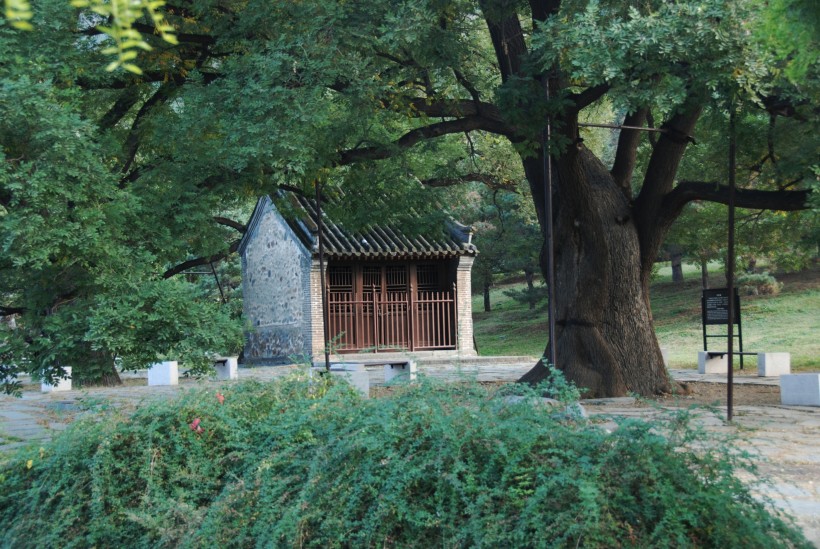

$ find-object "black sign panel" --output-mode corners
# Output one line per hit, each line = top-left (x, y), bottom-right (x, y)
(702, 288), (740, 325)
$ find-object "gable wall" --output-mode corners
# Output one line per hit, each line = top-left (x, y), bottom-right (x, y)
(241, 201), (313, 363)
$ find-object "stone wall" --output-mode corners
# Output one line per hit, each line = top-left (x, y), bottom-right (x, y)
(241, 200), (313, 363)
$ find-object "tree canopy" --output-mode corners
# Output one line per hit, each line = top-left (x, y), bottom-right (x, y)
(1, 0), (816, 395)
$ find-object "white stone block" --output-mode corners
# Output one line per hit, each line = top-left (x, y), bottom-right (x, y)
(757, 352), (791, 377)
(214, 356), (239, 380)
(148, 361), (178, 386)
(780, 374), (820, 406)
(384, 361), (417, 383)
(313, 363), (369, 398)
(698, 351), (727, 374)
(660, 347), (670, 368)
(41, 367), (72, 393)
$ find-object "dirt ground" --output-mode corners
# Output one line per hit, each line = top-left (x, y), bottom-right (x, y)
(656, 381), (782, 406)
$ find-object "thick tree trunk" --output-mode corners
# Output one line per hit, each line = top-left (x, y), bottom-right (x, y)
(701, 260), (710, 289)
(483, 282), (491, 312)
(75, 350), (122, 387)
(518, 148), (673, 398)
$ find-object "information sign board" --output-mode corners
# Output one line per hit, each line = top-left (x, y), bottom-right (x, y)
(702, 288), (740, 326)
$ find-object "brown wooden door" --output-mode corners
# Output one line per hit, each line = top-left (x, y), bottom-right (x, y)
(326, 262), (455, 352)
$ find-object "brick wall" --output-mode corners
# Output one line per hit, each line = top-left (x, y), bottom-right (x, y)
(309, 259), (326, 359)
(456, 255), (477, 355)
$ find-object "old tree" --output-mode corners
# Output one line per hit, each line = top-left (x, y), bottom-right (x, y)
(2, 0), (815, 394)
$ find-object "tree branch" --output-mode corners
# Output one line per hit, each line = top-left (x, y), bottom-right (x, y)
(421, 173), (518, 191)
(79, 24), (216, 45)
(610, 107), (648, 197)
(121, 81), (177, 174)
(162, 240), (240, 279)
(213, 217), (246, 233)
(662, 182), (810, 220)
(337, 115), (514, 165)
(99, 87), (142, 131)
(632, 105), (703, 277)
(567, 84), (610, 112)
(0, 306), (25, 316)
(453, 69), (481, 106)
(406, 98), (508, 126)
(480, 1), (528, 82)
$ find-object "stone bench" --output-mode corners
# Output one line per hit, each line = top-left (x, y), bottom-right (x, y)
(311, 363), (370, 398)
(780, 374), (820, 406)
(213, 356), (239, 380)
(698, 351), (790, 376)
(381, 360), (417, 383)
(325, 359), (417, 383)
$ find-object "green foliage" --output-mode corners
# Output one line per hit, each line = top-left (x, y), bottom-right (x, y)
(753, 0), (820, 87)
(87, 277), (243, 373)
(0, 50), (244, 388)
(736, 271), (783, 296)
(0, 377), (809, 547)
(4, 0), (177, 72)
(533, 0), (764, 113)
(503, 282), (547, 310)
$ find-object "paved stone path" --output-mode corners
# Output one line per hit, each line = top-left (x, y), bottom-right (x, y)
(1, 364), (818, 545)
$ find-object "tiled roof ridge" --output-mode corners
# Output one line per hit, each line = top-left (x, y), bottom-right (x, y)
(263, 191), (476, 259)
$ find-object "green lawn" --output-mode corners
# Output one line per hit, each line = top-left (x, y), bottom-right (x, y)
(472, 264), (820, 370)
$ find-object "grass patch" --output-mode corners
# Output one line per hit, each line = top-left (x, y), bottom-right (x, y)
(474, 265), (820, 369)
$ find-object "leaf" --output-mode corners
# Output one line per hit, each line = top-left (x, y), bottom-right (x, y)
(122, 63), (143, 75)
(10, 20), (33, 30)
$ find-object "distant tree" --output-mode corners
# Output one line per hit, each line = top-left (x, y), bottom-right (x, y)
(470, 185), (543, 311)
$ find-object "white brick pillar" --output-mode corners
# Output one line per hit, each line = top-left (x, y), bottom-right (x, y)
(309, 259), (326, 358)
(456, 255), (477, 356)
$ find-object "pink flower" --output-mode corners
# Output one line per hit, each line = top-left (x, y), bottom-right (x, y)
(189, 418), (203, 434)
(216, 392), (225, 405)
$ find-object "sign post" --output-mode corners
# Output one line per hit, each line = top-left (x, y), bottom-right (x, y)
(701, 288), (745, 369)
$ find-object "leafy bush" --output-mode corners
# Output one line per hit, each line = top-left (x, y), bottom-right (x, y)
(737, 271), (783, 295)
(502, 284), (548, 309)
(0, 376), (810, 548)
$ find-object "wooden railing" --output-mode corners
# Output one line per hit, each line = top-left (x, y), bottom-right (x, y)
(326, 288), (456, 353)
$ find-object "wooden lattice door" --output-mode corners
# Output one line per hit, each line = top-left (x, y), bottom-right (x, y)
(326, 262), (455, 353)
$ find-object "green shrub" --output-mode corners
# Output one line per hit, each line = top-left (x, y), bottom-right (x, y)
(737, 271), (783, 296)
(0, 375), (810, 548)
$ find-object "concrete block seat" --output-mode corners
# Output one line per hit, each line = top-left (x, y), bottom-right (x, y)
(41, 367), (72, 393)
(699, 351), (791, 377)
(311, 363), (370, 398)
(148, 361), (179, 386)
(213, 356), (239, 380)
(757, 352), (790, 377)
(780, 374), (820, 406)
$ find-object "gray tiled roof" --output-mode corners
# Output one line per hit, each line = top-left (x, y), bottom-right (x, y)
(241, 194), (476, 260)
